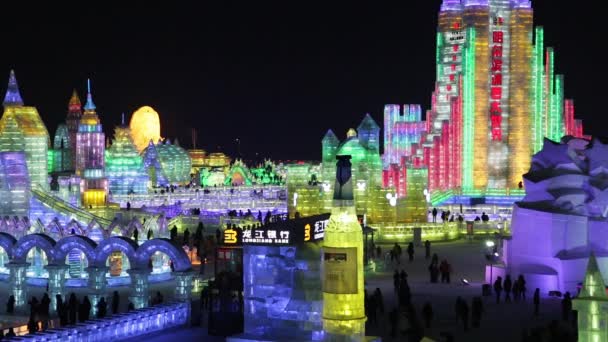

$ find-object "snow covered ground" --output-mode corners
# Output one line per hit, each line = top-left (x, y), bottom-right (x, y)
(365, 239), (575, 341)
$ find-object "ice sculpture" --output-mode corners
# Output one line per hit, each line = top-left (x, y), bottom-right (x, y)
(143, 139), (192, 186)
(322, 155), (366, 339)
(105, 116), (149, 194)
(0, 151), (30, 217)
(0, 70), (51, 190)
(506, 137), (608, 294)
(130, 106), (161, 153)
(75, 80), (107, 207)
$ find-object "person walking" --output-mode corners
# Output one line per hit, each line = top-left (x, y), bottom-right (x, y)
(407, 242), (414, 262)
(6, 295), (15, 314)
(389, 307), (398, 338)
(561, 292), (572, 322)
(393, 270), (400, 293)
(440, 260), (449, 283)
(432, 208), (437, 223)
(460, 298), (469, 331)
(493, 276), (503, 304)
(97, 297), (107, 318)
(373, 288), (384, 314)
(68, 293), (78, 325)
(518, 275), (527, 301)
(503, 275), (513, 302)
(471, 297), (483, 328)
(533, 288), (540, 316)
(424, 240), (431, 259)
(422, 302), (433, 329)
(112, 291), (120, 314)
(40, 293), (51, 330)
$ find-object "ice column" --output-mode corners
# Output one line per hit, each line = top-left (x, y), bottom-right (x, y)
(86, 266), (108, 317)
(128, 268), (150, 309)
(6, 262), (29, 312)
(45, 264), (68, 314)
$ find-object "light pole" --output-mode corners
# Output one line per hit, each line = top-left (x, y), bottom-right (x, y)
(235, 138), (241, 157)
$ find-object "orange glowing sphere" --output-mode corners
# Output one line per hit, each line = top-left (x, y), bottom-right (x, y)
(130, 106), (161, 153)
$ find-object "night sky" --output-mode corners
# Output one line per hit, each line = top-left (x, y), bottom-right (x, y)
(0, 1), (602, 161)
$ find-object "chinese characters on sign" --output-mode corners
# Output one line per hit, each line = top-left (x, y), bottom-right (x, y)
(222, 214), (331, 246)
(490, 16), (504, 141)
(305, 219), (328, 241)
(223, 228), (238, 244)
(243, 228), (290, 244)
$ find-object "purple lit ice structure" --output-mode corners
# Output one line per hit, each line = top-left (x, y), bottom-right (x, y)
(502, 138), (608, 294)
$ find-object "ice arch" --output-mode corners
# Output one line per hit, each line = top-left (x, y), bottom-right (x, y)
(54, 235), (97, 265)
(13, 234), (56, 263)
(93, 236), (138, 268)
(135, 238), (192, 272)
(0, 232), (16, 259)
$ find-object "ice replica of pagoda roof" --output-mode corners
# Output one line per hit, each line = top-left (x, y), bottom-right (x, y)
(2, 70), (24, 107)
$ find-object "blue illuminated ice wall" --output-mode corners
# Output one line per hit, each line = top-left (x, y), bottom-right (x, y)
(243, 243), (323, 340)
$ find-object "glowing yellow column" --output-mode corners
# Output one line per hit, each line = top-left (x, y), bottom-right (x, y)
(508, 7), (533, 190)
(322, 155), (366, 340)
(465, 6), (490, 189)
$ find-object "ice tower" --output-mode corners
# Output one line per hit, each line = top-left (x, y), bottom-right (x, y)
(75, 80), (107, 207)
(0, 70), (51, 190)
(322, 155), (365, 340)
(66, 89), (82, 169)
(383, 1), (586, 206)
(573, 253), (608, 342)
(105, 114), (149, 194)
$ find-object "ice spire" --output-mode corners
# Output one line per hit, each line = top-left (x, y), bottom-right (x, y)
(69, 89), (81, 107)
(579, 252), (607, 298)
(84, 79), (96, 111)
(3, 69), (24, 107)
(573, 252), (608, 342)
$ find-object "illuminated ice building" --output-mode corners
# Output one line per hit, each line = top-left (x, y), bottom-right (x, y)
(143, 139), (192, 186)
(105, 114), (149, 194)
(75, 80), (108, 207)
(0, 70), (51, 190)
(385, 0), (586, 207)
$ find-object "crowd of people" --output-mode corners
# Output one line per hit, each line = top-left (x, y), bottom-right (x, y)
(1, 288), (171, 338)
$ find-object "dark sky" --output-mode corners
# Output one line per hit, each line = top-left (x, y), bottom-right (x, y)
(0, 1), (602, 161)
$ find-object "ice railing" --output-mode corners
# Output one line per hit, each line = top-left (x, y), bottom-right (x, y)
(5, 301), (189, 341)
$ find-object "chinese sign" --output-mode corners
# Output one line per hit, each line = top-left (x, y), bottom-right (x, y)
(243, 228), (290, 244)
(490, 16), (504, 141)
(222, 213), (331, 246)
(304, 219), (328, 242)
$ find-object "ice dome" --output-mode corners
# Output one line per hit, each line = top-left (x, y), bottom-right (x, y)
(130, 106), (161, 153)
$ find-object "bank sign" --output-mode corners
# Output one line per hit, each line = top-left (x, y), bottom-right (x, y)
(223, 213), (330, 246)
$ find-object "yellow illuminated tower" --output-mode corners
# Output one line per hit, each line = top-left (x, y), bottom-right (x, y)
(322, 155), (366, 340)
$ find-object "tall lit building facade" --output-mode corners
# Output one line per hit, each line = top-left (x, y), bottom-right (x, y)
(384, 0), (586, 206)
(75, 80), (107, 207)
